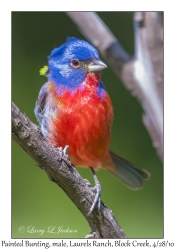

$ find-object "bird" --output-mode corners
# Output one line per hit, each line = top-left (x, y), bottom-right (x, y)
(34, 37), (150, 216)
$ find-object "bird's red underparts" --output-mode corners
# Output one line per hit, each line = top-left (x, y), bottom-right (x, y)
(46, 72), (116, 172)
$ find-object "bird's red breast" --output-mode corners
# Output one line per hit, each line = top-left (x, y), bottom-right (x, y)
(46, 72), (114, 169)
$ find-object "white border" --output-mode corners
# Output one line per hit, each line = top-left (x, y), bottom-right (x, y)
(1, 0), (175, 247)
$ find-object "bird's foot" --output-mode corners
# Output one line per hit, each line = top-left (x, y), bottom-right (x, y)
(84, 179), (92, 188)
(87, 167), (102, 216)
(84, 175), (101, 216)
(85, 231), (96, 239)
(87, 182), (101, 216)
(57, 145), (72, 166)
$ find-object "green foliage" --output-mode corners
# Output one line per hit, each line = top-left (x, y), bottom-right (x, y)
(39, 65), (48, 77)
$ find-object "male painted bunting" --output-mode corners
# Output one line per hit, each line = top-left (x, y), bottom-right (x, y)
(34, 37), (150, 215)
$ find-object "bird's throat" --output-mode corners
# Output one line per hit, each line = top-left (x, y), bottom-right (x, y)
(86, 72), (101, 88)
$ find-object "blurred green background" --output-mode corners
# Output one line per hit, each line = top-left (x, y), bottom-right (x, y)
(12, 12), (163, 239)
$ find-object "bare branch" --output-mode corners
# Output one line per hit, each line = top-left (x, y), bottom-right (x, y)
(12, 101), (126, 239)
(133, 12), (163, 157)
(66, 11), (163, 160)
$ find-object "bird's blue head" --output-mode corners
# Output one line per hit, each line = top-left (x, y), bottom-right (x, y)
(47, 37), (107, 91)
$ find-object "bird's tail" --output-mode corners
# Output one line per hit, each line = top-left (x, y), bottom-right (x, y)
(102, 150), (150, 190)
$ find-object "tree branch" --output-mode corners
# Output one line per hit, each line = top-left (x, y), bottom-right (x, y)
(12, 101), (126, 239)
(133, 12), (163, 157)
(66, 11), (163, 160)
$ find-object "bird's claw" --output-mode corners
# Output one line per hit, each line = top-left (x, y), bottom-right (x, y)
(87, 183), (101, 216)
(57, 145), (72, 166)
(63, 145), (69, 156)
(85, 231), (96, 239)
(84, 179), (92, 188)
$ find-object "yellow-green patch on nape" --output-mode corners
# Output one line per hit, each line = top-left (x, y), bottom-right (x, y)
(39, 65), (48, 76)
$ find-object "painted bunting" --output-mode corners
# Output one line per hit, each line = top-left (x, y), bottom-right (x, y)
(34, 37), (150, 215)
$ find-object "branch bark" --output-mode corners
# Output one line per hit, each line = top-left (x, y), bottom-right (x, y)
(66, 11), (163, 160)
(12, 101), (126, 239)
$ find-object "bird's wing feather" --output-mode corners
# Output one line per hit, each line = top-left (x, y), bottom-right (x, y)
(34, 83), (48, 124)
(34, 82), (53, 137)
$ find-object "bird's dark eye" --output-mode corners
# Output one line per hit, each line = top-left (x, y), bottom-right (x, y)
(70, 59), (80, 69)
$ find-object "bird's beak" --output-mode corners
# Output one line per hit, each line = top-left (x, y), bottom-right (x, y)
(87, 59), (107, 72)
